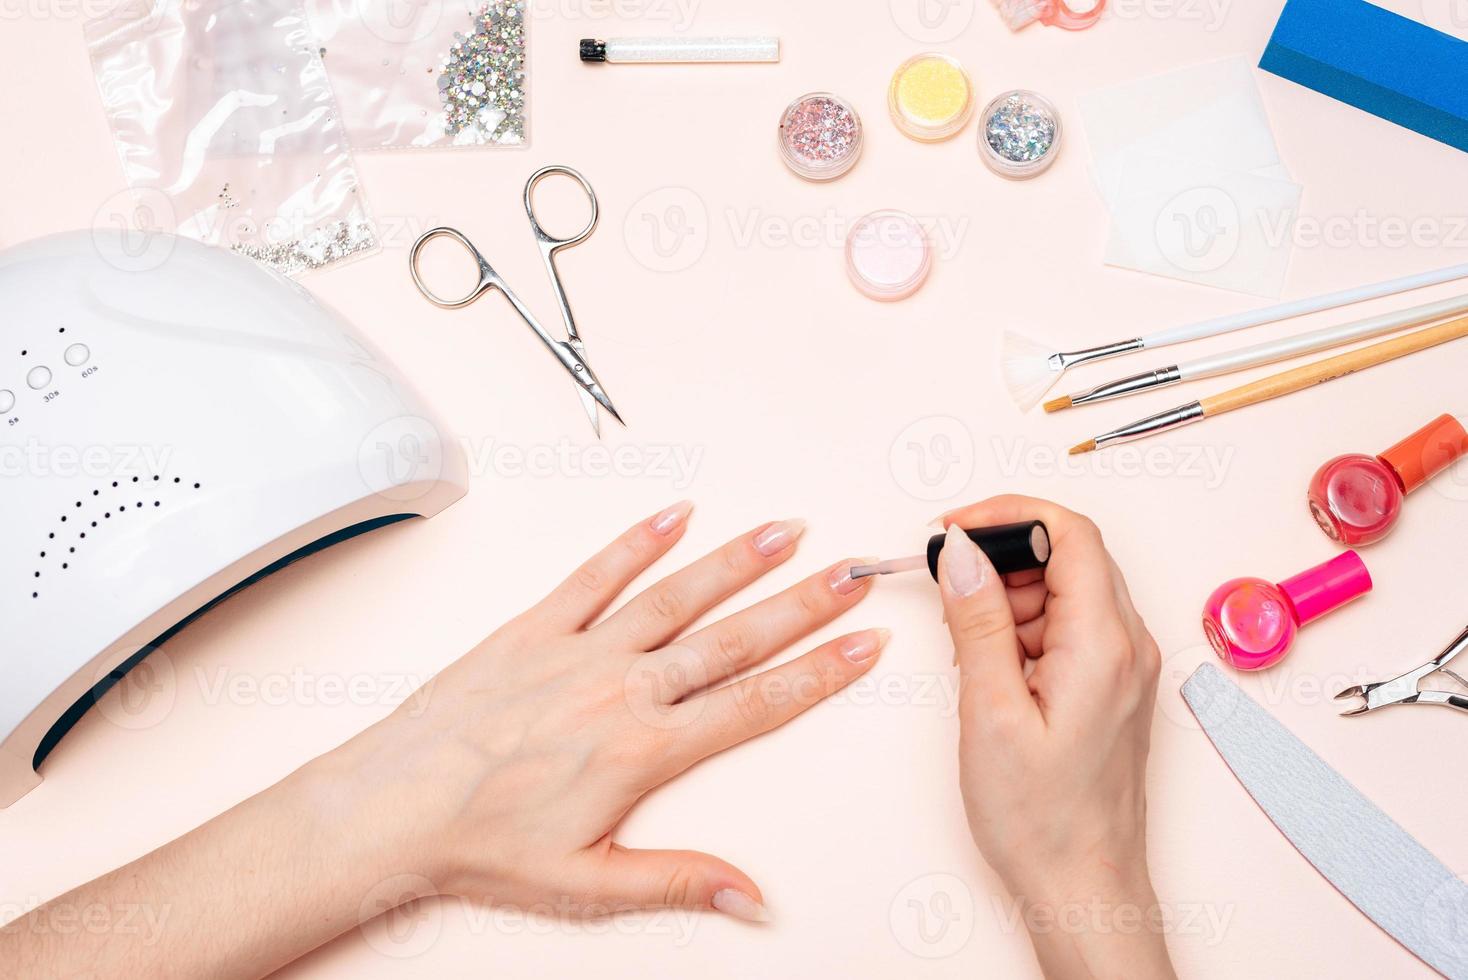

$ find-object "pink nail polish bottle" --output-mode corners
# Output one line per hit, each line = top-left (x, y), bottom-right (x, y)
(1202, 552), (1373, 671)
(1308, 413), (1468, 546)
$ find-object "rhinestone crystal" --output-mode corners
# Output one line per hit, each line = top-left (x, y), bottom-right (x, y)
(437, 1), (527, 145)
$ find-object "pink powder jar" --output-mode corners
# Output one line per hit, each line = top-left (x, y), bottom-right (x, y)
(845, 210), (932, 301)
(778, 92), (863, 182)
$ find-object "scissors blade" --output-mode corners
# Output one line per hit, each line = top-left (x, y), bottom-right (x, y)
(567, 338), (602, 438)
(586, 378), (625, 428)
(558, 340), (625, 430)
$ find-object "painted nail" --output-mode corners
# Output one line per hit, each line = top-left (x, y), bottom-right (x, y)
(841, 628), (891, 664)
(712, 888), (771, 923)
(927, 509), (957, 530)
(650, 500), (694, 535)
(940, 524), (985, 597)
(828, 559), (873, 596)
(753, 519), (806, 557)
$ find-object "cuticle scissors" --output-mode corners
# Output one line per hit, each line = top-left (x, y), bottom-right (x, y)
(408, 165), (623, 436)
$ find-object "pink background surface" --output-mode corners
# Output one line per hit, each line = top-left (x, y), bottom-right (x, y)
(4, 1), (1468, 976)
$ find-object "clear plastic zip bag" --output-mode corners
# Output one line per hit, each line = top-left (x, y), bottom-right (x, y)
(87, 0), (378, 275)
(305, 0), (529, 149)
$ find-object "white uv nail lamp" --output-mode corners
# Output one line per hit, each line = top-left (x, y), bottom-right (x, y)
(0, 230), (468, 807)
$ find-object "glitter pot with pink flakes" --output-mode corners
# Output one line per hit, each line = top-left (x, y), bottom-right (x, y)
(777, 92), (863, 181)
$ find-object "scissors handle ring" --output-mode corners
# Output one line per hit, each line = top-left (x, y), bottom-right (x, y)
(524, 166), (600, 249)
(409, 226), (495, 309)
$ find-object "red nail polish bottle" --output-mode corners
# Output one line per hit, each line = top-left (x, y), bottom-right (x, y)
(1308, 414), (1468, 546)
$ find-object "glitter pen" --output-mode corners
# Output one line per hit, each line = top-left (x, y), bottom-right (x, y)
(851, 522), (1051, 581)
(579, 37), (780, 64)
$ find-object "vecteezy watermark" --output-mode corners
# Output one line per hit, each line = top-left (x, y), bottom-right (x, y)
(91, 647), (176, 733)
(890, 416), (977, 502)
(0, 440), (174, 480)
(1419, 0), (1468, 32)
(1155, 186), (1244, 275)
(1263, 209), (1468, 251)
(193, 666), (433, 714)
(889, 0), (976, 42)
(623, 187), (710, 273)
(356, 877), (701, 960)
(622, 648), (711, 733)
(87, 650), (439, 732)
(1155, 642), (1385, 733)
(1420, 869), (1468, 947)
(358, 416), (448, 504)
(0, 0), (153, 22)
(827, 671), (962, 718)
(359, 874), (443, 959)
(91, 186), (178, 274)
(989, 894), (1235, 946)
(529, 0), (701, 29)
(726, 208), (970, 261)
(991, 437), (1236, 490)
(459, 897), (699, 944)
(1105, 0), (1233, 31)
(624, 189), (974, 274)
(305, 0), (452, 46)
(0, 898), (172, 945)
(462, 438), (704, 489)
(890, 873), (976, 959)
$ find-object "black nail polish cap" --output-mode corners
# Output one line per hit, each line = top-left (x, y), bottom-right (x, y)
(580, 39), (607, 62)
(925, 521), (1051, 581)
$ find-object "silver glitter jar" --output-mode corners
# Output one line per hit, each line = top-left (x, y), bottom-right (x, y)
(978, 90), (1062, 179)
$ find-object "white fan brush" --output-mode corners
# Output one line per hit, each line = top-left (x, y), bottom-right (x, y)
(1002, 262), (1468, 411)
(1045, 293), (1468, 411)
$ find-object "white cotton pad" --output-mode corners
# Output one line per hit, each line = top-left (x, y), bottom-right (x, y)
(1079, 57), (1291, 209)
(1103, 151), (1302, 297)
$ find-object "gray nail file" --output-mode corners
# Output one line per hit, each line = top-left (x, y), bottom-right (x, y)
(1183, 663), (1468, 978)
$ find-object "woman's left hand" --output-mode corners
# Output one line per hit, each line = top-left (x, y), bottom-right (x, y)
(3, 503), (886, 980)
(345, 501), (886, 922)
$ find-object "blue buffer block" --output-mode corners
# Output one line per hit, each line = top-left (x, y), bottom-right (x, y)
(1260, 0), (1468, 154)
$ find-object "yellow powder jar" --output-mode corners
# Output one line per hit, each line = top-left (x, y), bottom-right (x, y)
(888, 53), (975, 142)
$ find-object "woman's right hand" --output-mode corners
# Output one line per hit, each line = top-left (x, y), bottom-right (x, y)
(934, 495), (1176, 980)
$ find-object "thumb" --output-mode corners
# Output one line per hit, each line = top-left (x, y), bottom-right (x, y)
(580, 845), (771, 923)
(938, 525), (1034, 719)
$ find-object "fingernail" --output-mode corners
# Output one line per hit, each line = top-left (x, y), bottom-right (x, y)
(712, 888), (771, 923)
(650, 500), (694, 535)
(841, 628), (891, 664)
(940, 525), (985, 597)
(753, 519), (805, 557)
(828, 558), (873, 596)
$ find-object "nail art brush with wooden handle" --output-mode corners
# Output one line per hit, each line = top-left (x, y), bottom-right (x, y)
(1069, 314), (1468, 455)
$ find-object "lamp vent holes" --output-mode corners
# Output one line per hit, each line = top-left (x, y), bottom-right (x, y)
(30, 474), (204, 598)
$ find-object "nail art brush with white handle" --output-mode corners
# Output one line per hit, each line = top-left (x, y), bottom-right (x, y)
(1002, 261), (1468, 411)
(1044, 293), (1468, 412)
(1068, 313), (1468, 455)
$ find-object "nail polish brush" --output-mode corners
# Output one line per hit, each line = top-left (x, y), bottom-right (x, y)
(851, 522), (1050, 580)
(579, 37), (780, 64)
(1045, 294), (1468, 412)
